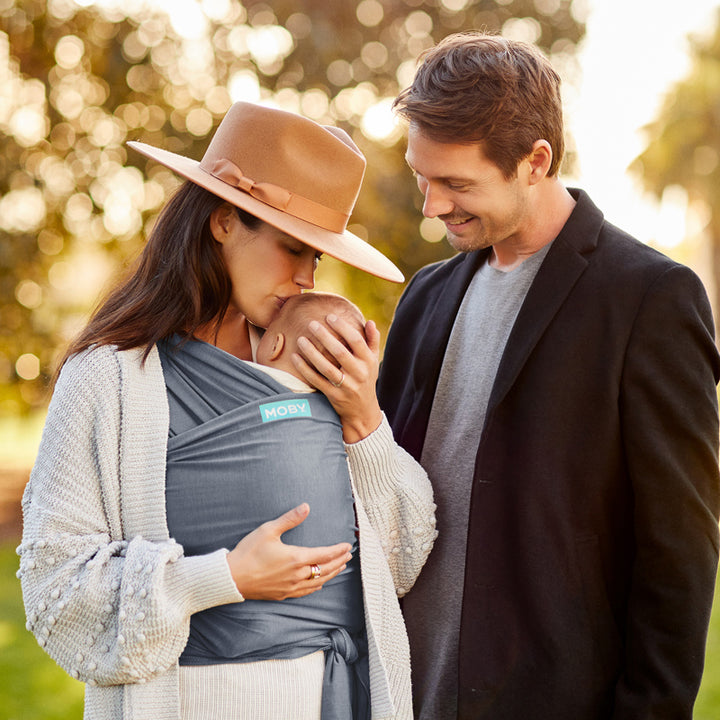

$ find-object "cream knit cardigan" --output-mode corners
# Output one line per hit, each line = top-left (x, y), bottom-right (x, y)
(19, 345), (437, 720)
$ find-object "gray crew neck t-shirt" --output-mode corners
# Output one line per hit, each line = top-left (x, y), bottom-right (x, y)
(404, 244), (552, 720)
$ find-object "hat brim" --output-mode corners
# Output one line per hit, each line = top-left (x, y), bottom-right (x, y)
(128, 141), (404, 283)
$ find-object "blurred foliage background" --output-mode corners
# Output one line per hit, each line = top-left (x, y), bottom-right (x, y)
(4, 0), (720, 718)
(631, 10), (720, 336)
(0, 0), (586, 416)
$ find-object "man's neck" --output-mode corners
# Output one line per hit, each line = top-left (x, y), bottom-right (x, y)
(491, 180), (576, 272)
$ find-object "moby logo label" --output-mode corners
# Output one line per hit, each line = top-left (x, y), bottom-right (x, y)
(259, 399), (312, 423)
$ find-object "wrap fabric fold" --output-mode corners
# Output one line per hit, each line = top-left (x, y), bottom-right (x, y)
(159, 336), (370, 719)
(322, 628), (370, 720)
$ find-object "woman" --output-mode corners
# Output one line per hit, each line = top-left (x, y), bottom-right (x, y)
(18, 102), (436, 720)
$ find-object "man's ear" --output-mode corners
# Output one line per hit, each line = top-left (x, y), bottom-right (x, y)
(209, 203), (234, 243)
(268, 332), (285, 360)
(525, 140), (553, 185)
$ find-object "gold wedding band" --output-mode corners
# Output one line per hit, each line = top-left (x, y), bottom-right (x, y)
(309, 564), (321, 580)
(331, 372), (345, 388)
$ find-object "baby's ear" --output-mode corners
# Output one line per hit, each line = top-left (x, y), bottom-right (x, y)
(268, 332), (285, 360)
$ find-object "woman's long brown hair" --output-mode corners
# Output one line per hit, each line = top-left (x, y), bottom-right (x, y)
(58, 180), (261, 373)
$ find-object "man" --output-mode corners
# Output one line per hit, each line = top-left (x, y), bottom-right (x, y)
(378, 32), (720, 720)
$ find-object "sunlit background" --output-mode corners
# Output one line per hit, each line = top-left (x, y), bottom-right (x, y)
(0, 0), (588, 425)
(567, 0), (720, 291)
(2, 0), (720, 465)
(3, 2), (720, 717)
(2, 0), (720, 486)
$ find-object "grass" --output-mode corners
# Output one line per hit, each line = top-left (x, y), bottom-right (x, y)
(696, 566), (720, 719)
(0, 542), (84, 720)
(1, 540), (720, 718)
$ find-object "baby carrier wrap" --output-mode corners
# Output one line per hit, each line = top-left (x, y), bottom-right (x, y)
(159, 337), (369, 719)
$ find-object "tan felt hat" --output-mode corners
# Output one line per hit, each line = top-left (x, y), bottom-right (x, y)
(128, 102), (403, 283)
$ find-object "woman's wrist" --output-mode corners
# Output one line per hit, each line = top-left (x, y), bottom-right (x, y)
(341, 406), (383, 443)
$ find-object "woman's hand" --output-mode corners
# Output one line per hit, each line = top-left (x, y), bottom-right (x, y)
(292, 314), (383, 443)
(226, 503), (353, 600)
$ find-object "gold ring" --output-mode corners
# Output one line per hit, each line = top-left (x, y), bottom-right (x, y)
(331, 372), (345, 388)
(309, 564), (321, 580)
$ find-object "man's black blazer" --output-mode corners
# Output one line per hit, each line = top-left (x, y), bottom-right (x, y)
(378, 189), (720, 719)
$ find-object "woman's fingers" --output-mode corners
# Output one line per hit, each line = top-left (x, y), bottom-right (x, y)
(291, 344), (338, 389)
(362, 319), (381, 356)
(290, 312), (383, 442)
(282, 549), (353, 598)
(294, 338), (337, 385)
(293, 314), (378, 390)
(311, 314), (375, 366)
(226, 505), (353, 601)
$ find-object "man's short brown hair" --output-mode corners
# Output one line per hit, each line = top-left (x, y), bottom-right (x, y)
(394, 32), (565, 178)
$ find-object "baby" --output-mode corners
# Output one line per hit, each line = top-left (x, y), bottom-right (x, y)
(252, 291), (366, 392)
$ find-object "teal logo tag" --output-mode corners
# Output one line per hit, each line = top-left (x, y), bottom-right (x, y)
(259, 399), (312, 423)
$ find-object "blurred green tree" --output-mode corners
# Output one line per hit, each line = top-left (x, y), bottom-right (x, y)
(631, 9), (720, 338)
(0, 0), (585, 414)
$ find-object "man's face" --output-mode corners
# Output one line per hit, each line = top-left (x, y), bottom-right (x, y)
(405, 124), (530, 254)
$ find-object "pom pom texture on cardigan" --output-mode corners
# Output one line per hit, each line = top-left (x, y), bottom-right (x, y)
(19, 344), (437, 720)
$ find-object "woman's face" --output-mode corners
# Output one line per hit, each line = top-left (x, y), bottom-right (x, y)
(211, 204), (322, 329)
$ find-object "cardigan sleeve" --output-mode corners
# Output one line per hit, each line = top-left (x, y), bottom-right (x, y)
(345, 414), (437, 596)
(614, 264), (720, 718)
(18, 347), (242, 687)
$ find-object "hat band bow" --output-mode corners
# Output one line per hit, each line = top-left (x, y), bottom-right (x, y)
(206, 158), (348, 233)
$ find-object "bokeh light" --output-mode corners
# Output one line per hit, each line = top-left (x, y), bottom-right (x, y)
(357, 0), (384, 28)
(0, 188), (46, 233)
(0, 0), (590, 418)
(159, 0), (209, 39)
(246, 24), (294, 67)
(361, 41), (389, 70)
(9, 104), (47, 147)
(229, 69), (261, 102)
(37, 230), (64, 256)
(405, 11), (433, 37)
(420, 217), (447, 243)
(54, 35), (85, 69)
(502, 17), (542, 43)
(440, 0), (470, 10)
(301, 89), (330, 120)
(185, 107), (214, 136)
(327, 59), (353, 87)
(15, 353), (40, 381)
(361, 98), (401, 144)
(15, 281), (43, 310)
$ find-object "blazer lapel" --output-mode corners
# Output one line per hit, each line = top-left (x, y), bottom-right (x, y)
(401, 249), (489, 456)
(411, 249), (490, 392)
(398, 187), (603, 455)
(487, 189), (603, 415)
(486, 239), (588, 414)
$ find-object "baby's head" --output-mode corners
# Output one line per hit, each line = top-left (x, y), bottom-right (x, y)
(256, 292), (366, 378)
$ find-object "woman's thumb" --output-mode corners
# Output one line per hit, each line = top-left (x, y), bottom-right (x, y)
(269, 503), (310, 536)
